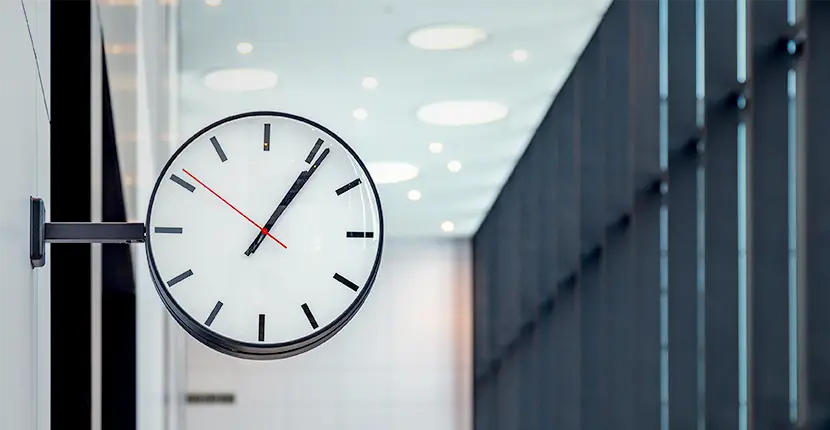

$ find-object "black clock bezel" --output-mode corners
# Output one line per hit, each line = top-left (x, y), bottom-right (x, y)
(144, 111), (385, 360)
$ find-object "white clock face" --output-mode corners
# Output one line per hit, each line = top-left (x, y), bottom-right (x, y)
(146, 112), (382, 353)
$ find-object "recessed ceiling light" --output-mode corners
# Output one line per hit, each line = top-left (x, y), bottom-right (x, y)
(362, 77), (378, 89)
(366, 162), (419, 184)
(205, 0), (221, 6)
(441, 221), (455, 233)
(447, 160), (462, 172)
(511, 49), (529, 62)
(428, 142), (444, 154)
(417, 100), (508, 126)
(407, 190), (422, 201)
(353, 108), (368, 120)
(407, 24), (488, 51)
(203, 68), (277, 92)
(236, 42), (253, 54)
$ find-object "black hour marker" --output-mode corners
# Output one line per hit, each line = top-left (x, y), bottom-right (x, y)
(301, 304), (318, 329)
(335, 178), (361, 196)
(333, 273), (359, 292)
(170, 174), (195, 192)
(154, 227), (182, 234)
(263, 124), (271, 151)
(167, 269), (193, 287)
(258, 314), (265, 341)
(210, 136), (228, 162)
(346, 231), (374, 238)
(205, 301), (223, 326)
(304, 138), (324, 164)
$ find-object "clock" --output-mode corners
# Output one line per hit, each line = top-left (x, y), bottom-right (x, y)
(144, 111), (384, 360)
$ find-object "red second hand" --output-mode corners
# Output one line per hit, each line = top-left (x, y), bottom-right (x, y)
(181, 168), (287, 249)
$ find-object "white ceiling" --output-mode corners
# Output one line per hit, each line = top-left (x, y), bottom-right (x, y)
(173, 0), (610, 238)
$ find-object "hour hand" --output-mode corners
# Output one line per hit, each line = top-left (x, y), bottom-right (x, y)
(244, 148), (329, 256)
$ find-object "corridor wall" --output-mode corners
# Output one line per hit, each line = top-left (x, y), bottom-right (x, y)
(0, 1), (51, 429)
(473, 0), (830, 429)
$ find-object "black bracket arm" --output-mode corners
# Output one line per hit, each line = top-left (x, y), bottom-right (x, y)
(30, 197), (146, 268)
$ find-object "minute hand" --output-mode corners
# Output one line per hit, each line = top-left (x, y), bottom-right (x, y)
(244, 148), (330, 256)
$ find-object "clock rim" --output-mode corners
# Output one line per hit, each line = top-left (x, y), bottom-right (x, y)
(144, 110), (385, 359)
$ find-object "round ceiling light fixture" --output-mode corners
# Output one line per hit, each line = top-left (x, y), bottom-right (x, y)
(362, 77), (378, 89)
(407, 190), (422, 201)
(366, 162), (419, 184)
(203, 68), (277, 92)
(428, 142), (444, 154)
(417, 100), (508, 126)
(236, 42), (253, 54)
(441, 221), (456, 233)
(511, 49), (529, 62)
(407, 24), (488, 51)
(352, 108), (368, 120)
(447, 160), (462, 172)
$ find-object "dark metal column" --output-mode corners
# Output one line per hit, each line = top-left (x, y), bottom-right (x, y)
(554, 77), (581, 430)
(473, 227), (493, 430)
(51, 1), (93, 428)
(599, 2), (634, 428)
(703, 1), (741, 428)
(746, 1), (792, 428)
(517, 156), (540, 430)
(576, 29), (606, 430)
(630, 2), (663, 428)
(801, 0), (830, 423)
(666, 1), (701, 429)
(536, 115), (558, 430)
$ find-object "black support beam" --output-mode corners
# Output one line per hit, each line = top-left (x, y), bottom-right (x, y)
(51, 1), (92, 429)
(554, 76), (581, 430)
(703, 1), (741, 429)
(577, 29), (606, 430)
(747, 1), (792, 429)
(600, 3), (634, 429)
(802, 0), (830, 424)
(630, 2), (662, 429)
(666, 1), (701, 429)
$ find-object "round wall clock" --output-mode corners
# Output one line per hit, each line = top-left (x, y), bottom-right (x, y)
(143, 111), (384, 360)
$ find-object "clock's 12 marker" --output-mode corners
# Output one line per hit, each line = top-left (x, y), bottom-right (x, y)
(258, 314), (265, 341)
(263, 124), (271, 151)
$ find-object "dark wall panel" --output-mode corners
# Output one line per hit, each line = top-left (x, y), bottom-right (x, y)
(473, 2), (830, 430)
(703, 1), (740, 429)
(803, 0), (830, 423)
(747, 1), (791, 428)
(666, 1), (701, 429)
(600, 3), (634, 429)
(554, 77), (581, 430)
(629, 3), (662, 429)
(576, 31), (606, 430)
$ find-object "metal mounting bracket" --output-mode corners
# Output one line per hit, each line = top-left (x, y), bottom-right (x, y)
(30, 196), (146, 268)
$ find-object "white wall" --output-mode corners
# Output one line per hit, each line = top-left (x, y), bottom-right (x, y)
(0, 1), (51, 429)
(183, 238), (473, 430)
